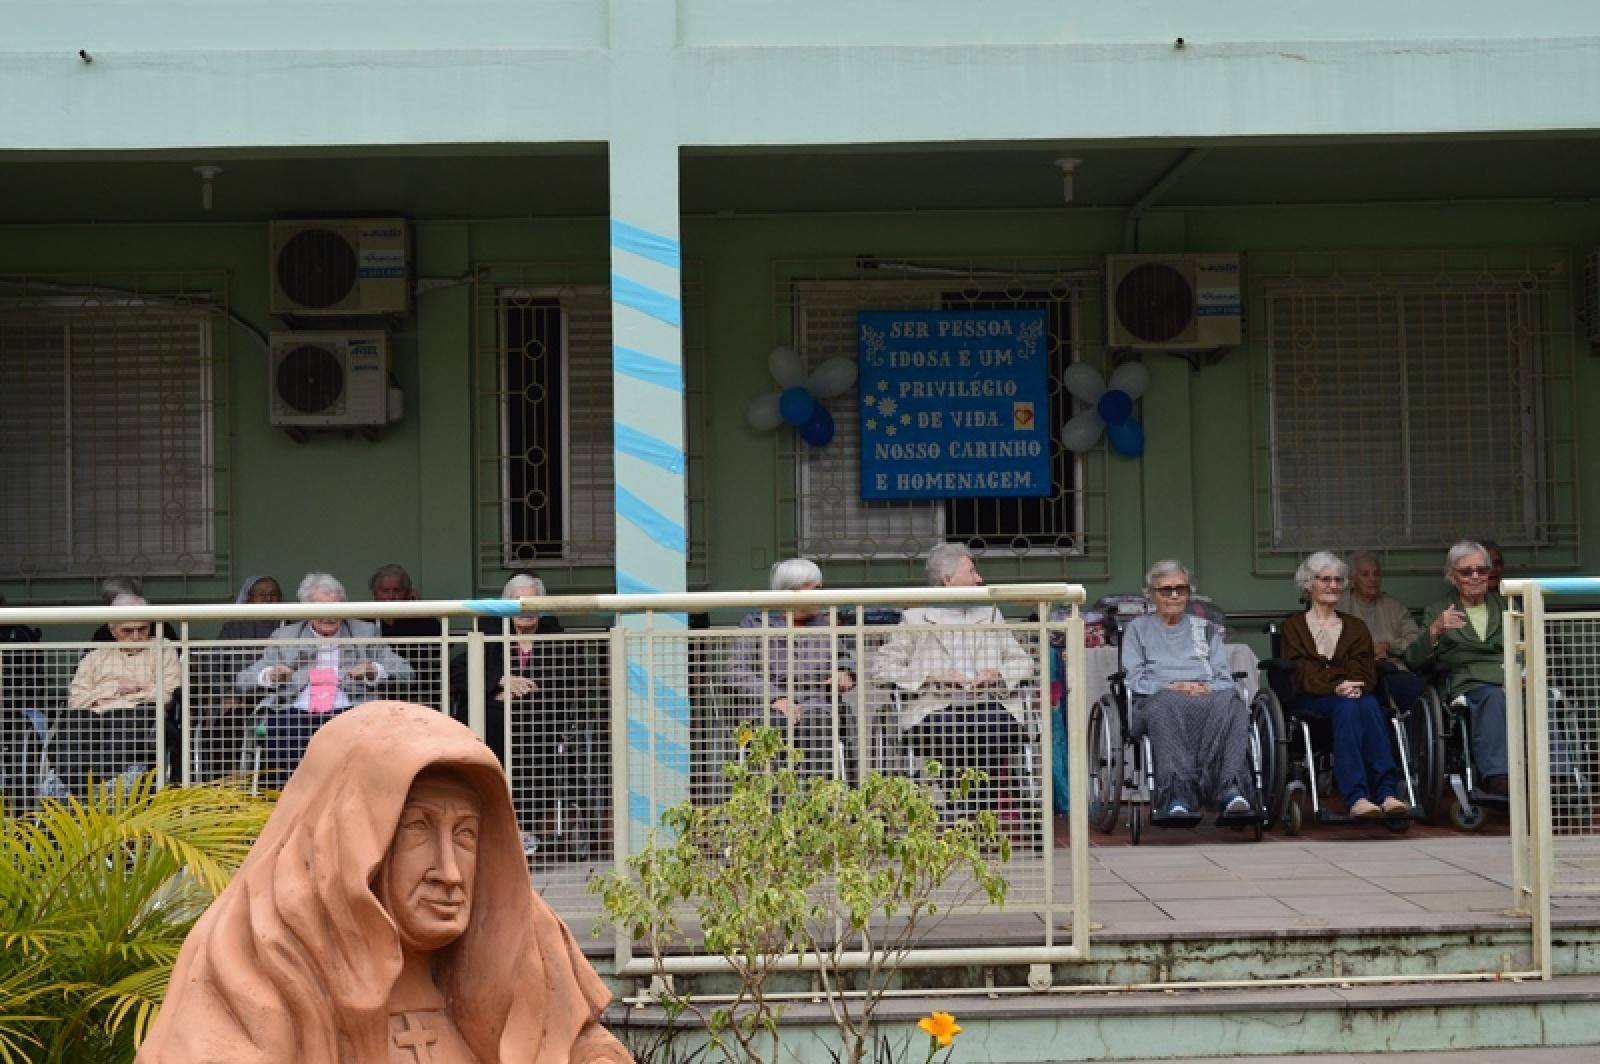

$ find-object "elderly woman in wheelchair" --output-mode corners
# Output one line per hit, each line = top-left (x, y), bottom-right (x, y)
(1275, 551), (1410, 825)
(1406, 540), (1510, 805)
(1118, 560), (1260, 827)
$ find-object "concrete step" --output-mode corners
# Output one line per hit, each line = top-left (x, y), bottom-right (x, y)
(605, 974), (1600, 1062)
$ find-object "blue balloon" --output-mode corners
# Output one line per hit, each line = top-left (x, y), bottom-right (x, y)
(1107, 417), (1145, 458)
(1096, 388), (1133, 426)
(798, 405), (835, 447)
(779, 386), (818, 426)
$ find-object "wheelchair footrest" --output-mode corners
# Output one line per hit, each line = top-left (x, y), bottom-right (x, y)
(1150, 811), (1205, 828)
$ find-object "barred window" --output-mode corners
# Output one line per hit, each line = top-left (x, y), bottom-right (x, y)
(789, 274), (1093, 564)
(0, 299), (218, 579)
(1261, 257), (1566, 556)
(495, 287), (615, 568)
(475, 269), (708, 593)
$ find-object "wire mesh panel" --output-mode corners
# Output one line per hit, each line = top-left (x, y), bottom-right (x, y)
(621, 612), (1062, 936)
(180, 627), (455, 790)
(491, 629), (613, 909)
(1543, 613), (1600, 898)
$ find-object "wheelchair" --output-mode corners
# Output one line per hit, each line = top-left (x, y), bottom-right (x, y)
(1086, 615), (1284, 844)
(1415, 677), (1592, 833)
(1255, 630), (1425, 834)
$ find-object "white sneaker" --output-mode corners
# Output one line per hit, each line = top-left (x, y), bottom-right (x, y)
(1223, 794), (1251, 816)
(1164, 802), (1191, 817)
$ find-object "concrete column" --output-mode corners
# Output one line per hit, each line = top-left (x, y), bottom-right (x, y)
(609, 0), (690, 845)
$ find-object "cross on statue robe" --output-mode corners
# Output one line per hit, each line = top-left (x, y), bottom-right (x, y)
(392, 1011), (441, 1063)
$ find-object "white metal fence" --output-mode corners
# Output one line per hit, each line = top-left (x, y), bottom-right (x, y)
(1501, 578), (1600, 979)
(0, 583), (1089, 963)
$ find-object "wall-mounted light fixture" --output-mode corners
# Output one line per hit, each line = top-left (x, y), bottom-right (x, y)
(1054, 157), (1083, 204)
(193, 164), (223, 211)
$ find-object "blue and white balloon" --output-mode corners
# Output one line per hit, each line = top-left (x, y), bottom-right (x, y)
(745, 346), (849, 448)
(1059, 360), (1149, 458)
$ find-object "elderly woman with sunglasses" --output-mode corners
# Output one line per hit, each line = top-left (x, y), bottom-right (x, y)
(1405, 540), (1508, 796)
(1280, 552), (1407, 818)
(1120, 560), (1255, 820)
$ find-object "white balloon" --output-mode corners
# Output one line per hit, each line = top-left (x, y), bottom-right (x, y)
(1061, 409), (1106, 453)
(768, 346), (808, 389)
(1108, 361), (1151, 400)
(807, 357), (858, 399)
(746, 392), (785, 431)
(1063, 362), (1106, 404)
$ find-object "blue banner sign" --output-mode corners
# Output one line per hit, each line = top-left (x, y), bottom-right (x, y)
(858, 310), (1051, 500)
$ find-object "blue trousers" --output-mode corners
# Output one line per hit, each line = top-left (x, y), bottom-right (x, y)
(1295, 693), (1399, 807)
(1460, 684), (1509, 781)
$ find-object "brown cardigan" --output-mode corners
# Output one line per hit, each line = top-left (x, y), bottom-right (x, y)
(1280, 610), (1377, 698)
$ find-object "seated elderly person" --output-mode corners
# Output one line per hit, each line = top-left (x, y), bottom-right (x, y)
(59, 594), (182, 795)
(1121, 560), (1255, 820)
(728, 558), (856, 778)
(1283, 552), (1407, 818)
(1405, 540), (1508, 796)
(1337, 550), (1424, 713)
(238, 572), (413, 777)
(876, 543), (1034, 812)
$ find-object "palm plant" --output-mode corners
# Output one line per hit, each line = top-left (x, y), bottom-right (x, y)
(0, 773), (274, 1064)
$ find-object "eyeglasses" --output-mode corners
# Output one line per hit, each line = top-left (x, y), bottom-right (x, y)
(1454, 566), (1492, 578)
(1313, 576), (1346, 586)
(1151, 585), (1191, 597)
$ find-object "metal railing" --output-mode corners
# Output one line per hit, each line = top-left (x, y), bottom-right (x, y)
(1502, 578), (1600, 979)
(0, 583), (1091, 972)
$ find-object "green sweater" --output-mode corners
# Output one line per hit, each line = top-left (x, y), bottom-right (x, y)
(1404, 590), (1505, 699)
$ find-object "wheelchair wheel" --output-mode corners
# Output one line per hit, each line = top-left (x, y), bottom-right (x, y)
(1250, 688), (1288, 829)
(1086, 694), (1124, 835)
(1449, 795), (1486, 832)
(1405, 688), (1446, 820)
(1283, 785), (1306, 837)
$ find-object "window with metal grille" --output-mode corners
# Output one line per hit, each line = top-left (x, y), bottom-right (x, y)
(1261, 261), (1566, 556)
(496, 288), (615, 568)
(474, 266), (708, 594)
(0, 300), (218, 579)
(790, 276), (1089, 562)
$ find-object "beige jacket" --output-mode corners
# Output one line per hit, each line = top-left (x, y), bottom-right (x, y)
(68, 644), (181, 713)
(875, 606), (1036, 731)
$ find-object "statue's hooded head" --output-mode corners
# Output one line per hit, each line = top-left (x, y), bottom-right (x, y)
(138, 702), (628, 1064)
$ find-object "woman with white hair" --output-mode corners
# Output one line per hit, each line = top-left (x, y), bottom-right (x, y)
(1119, 560), (1255, 820)
(1280, 552), (1406, 818)
(60, 593), (182, 795)
(1405, 540), (1508, 796)
(237, 572), (414, 776)
(875, 543), (1035, 811)
(728, 559), (856, 777)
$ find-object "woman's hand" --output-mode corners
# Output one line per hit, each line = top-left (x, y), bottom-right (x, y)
(1335, 680), (1364, 699)
(930, 669), (976, 689)
(500, 675), (537, 698)
(1167, 680), (1209, 696)
(1430, 605), (1467, 641)
(975, 668), (1003, 688)
(834, 670), (855, 693)
(771, 696), (800, 722)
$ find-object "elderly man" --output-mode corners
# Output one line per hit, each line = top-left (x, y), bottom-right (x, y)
(370, 563), (445, 691)
(239, 572), (413, 777)
(876, 543), (1034, 814)
(1337, 550), (1425, 714)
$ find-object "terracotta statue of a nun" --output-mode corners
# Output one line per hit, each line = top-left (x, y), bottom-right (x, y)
(138, 701), (632, 1063)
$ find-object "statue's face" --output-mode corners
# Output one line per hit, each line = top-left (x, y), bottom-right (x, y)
(379, 774), (482, 951)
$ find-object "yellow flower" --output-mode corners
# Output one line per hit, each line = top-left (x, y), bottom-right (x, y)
(918, 1011), (962, 1047)
(735, 724), (754, 748)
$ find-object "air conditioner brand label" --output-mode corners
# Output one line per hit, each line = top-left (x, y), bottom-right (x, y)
(359, 248), (406, 279)
(1195, 260), (1241, 316)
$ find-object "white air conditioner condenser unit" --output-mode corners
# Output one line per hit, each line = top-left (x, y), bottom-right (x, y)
(1106, 253), (1242, 350)
(269, 218), (410, 316)
(269, 331), (393, 428)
